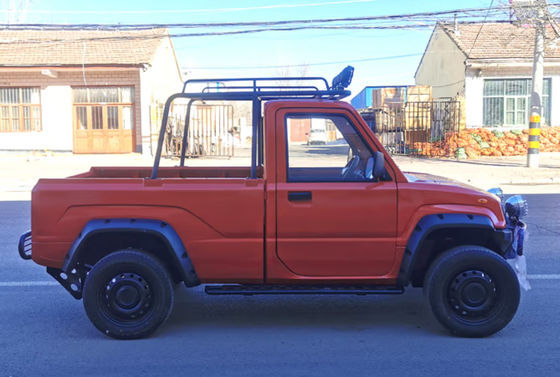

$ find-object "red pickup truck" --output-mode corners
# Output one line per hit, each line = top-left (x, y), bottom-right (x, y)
(19, 67), (527, 339)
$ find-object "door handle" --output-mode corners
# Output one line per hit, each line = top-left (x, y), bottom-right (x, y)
(288, 191), (312, 201)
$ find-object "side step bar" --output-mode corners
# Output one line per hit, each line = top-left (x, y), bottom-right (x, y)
(205, 285), (404, 296)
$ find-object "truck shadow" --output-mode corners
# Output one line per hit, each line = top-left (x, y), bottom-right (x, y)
(164, 286), (443, 335)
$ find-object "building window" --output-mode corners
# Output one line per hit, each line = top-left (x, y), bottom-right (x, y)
(0, 88), (41, 132)
(483, 78), (551, 127)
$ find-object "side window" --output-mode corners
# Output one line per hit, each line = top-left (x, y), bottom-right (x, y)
(286, 114), (375, 182)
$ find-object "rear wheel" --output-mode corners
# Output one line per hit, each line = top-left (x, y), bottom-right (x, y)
(425, 245), (520, 337)
(83, 250), (174, 339)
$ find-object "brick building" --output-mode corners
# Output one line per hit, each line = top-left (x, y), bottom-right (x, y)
(415, 22), (560, 128)
(0, 28), (182, 153)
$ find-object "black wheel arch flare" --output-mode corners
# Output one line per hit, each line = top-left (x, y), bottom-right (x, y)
(397, 213), (514, 287)
(56, 218), (200, 299)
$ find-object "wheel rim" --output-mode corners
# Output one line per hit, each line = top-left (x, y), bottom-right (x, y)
(103, 273), (152, 322)
(447, 270), (498, 321)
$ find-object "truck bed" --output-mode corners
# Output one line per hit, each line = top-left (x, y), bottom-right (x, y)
(31, 165), (266, 282)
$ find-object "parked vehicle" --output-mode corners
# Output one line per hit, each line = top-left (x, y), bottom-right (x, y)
(19, 67), (527, 339)
(307, 128), (328, 145)
(307, 118), (328, 145)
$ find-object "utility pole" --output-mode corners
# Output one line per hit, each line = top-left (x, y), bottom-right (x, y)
(527, 0), (545, 168)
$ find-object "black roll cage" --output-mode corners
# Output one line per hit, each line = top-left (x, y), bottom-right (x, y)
(151, 66), (354, 179)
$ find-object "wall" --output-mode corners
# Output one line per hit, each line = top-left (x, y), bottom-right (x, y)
(139, 37), (183, 154)
(350, 87), (371, 109)
(415, 27), (466, 99)
(464, 70), (484, 128)
(0, 68), (141, 152)
(0, 85), (73, 151)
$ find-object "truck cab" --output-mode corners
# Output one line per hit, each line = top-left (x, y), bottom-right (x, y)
(19, 67), (527, 339)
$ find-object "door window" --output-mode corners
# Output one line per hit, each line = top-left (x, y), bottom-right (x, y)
(286, 114), (375, 182)
(72, 87), (134, 131)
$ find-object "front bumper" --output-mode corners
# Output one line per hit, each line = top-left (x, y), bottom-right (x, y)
(505, 221), (526, 259)
(18, 231), (32, 260)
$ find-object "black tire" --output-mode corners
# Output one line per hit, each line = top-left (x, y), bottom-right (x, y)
(424, 245), (520, 337)
(83, 250), (174, 339)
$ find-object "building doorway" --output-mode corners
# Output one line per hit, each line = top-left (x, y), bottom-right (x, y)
(72, 87), (135, 153)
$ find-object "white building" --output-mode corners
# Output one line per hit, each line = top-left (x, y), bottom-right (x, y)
(415, 22), (560, 128)
(0, 28), (182, 154)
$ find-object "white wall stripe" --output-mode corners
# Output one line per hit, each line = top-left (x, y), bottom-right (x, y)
(527, 274), (560, 280)
(0, 281), (59, 287)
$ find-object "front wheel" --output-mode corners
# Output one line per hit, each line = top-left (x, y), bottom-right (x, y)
(83, 250), (174, 339)
(425, 246), (520, 337)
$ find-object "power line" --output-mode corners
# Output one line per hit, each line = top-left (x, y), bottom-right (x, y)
(0, 5), (515, 30)
(467, 0), (495, 57)
(0, 0), (378, 15)
(0, 25), (438, 45)
(182, 52), (424, 70)
(0, 23), (508, 45)
(1, 3), (556, 45)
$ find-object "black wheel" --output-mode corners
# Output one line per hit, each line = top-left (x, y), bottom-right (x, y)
(425, 245), (520, 337)
(83, 250), (174, 339)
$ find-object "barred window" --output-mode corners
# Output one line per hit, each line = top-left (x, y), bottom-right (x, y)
(0, 88), (42, 132)
(483, 79), (551, 127)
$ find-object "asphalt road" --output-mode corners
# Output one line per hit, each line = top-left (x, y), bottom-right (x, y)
(1, 195), (559, 377)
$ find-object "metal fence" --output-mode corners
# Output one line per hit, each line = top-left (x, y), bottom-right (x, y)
(150, 103), (235, 158)
(360, 100), (462, 156)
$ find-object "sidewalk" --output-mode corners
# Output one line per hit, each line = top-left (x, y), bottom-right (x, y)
(0, 151), (559, 200)
(393, 152), (560, 194)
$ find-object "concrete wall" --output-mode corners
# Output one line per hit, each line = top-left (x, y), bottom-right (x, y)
(0, 85), (73, 151)
(145, 38), (182, 104)
(139, 37), (183, 154)
(415, 27), (466, 99)
(0, 69), (141, 152)
(464, 70), (484, 128)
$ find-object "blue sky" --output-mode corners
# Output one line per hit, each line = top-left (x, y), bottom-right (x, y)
(7, 0), (493, 97)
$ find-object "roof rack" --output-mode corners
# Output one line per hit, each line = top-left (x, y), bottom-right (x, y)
(180, 65), (354, 101)
(151, 66), (354, 179)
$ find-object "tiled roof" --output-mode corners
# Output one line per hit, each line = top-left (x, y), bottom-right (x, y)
(0, 28), (169, 66)
(440, 22), (560, 59)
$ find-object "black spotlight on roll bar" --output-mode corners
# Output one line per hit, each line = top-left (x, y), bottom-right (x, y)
(331, 66), (354, 91)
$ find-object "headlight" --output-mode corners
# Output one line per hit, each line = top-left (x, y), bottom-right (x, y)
(504, 195), (528, 222)
(488, 187), (504, 201)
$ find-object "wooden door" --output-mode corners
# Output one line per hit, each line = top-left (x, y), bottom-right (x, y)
(72, 87), (134, 154)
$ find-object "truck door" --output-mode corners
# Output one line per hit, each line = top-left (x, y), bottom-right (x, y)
(275, 108), (397, 277)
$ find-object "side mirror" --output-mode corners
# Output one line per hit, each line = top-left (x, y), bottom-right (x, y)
(365, 157), (374, 180)
(373, 151), (385, 180)
(347, 147), (354, 163)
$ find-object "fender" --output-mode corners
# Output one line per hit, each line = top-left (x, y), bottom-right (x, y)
(62, 218), (200, 288)
(397, 213), (513, 287)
